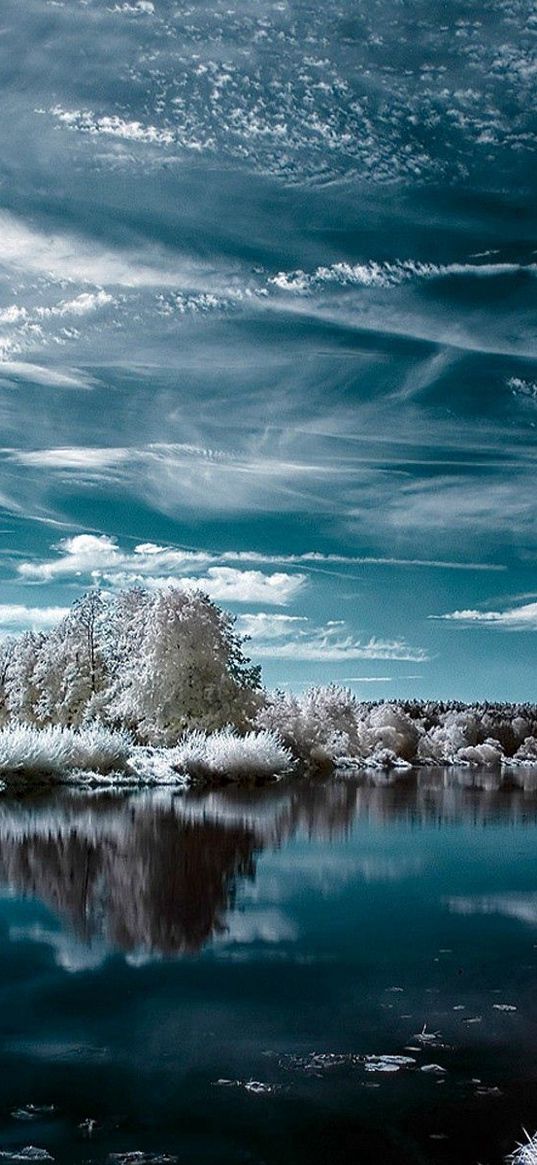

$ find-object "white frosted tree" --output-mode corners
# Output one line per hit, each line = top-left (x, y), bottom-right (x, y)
(110, 587), (261, 743)
(3, 631), (45, 724)
(32, 591), (108, 727)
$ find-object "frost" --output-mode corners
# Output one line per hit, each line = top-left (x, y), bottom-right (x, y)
(364, 1055), (416, 1073)
(2, 591), (537, 782)
(0, 1152), (54, 1162)
(0, 724), (131, 777)
(507, 1131), (537, 1164)
(10, 1109), (55, 1123)
(107, 1155), (178, 1164)
(213, 1078), (280, 1095)
(165, 729), (292, 781)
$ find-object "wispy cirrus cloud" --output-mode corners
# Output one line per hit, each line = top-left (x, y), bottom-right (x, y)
(0, 364), (96, 390)
(0, 210), (229, 289)
(431, 600), (537, 629)
(16, 533), (501, 585)
(236, 612), (428, 662)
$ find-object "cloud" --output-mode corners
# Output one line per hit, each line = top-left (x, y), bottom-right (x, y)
(0, 604), (70, 629)
(236, 613), (309, 639)
(143, 567), (306, 605)
(36, 290), (116, 318)
(240, 613), (428, 662)
(50, 106), (176, 146)
(14, 533), (505, 585)
(0, 363), (95, 390)
(17, 535), (305, 605)
(446, 894), (537, 926)
(222, 551), (504, 572)
(18, 534), (125, 579)
(269, 259), (537, 294)
(13, 449), (132, 472)
(431, 600), (537, 629)
(10, 924), (108, 972)
(0, 211), (224, 289)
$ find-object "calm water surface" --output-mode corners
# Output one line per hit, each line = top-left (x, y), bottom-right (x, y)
(0, 771), (536, 1164)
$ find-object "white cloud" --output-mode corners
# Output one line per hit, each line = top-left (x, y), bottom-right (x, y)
(0, 210), (222, 289)
(0, 604), (70, 629)
(446, 894), (537, 926)
(0, 305), (28, 324)
(221, 551), (504, 572)
(36, 290), (116, 318)
(14, 532), (505, 584)
(50, 107), (175, 146)
(13, 449), (131, 473)
(269, 258), (537, 294)
(17, 535), (305, 605)
(0, 363), (95, 390)
(431, 600), (537, 629)
(236, 613), (309, 639)
(137, 567), (306, 605)
(243, 615), (428, 662)
(18, 534), (124, 579)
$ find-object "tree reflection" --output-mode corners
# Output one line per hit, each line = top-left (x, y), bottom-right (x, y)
(0, 804), (260, 955)
(0, 769), (536, 958)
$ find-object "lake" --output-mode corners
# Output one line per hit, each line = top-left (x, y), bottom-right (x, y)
(0, 770), (536, 1164)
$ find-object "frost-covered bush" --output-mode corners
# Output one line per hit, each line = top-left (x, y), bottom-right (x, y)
(455, 738), (504, 768)
(257, 689), (420, 769)
(507, 1130), (537, 1164)
(363, 703), (420, 762)
(0, 723), (132, 776)
(506, 736), (537, 765)
(257, 691), (537, 771)
(168, 728), (293, 781)
(257, 686), (363, 766)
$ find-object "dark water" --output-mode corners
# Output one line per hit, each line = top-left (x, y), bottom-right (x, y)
(0, 772), (537, 1165)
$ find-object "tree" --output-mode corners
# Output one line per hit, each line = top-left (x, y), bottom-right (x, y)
(110, 587), (261, 742)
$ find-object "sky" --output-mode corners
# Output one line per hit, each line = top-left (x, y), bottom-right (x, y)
(0, 0), (536, 701)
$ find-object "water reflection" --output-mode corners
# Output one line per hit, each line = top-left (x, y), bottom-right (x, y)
(0, 768), (537, 958)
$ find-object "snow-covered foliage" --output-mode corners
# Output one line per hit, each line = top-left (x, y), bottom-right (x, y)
(2, 590), (537, 780)
(507, 1131), (537, 1165)
(0, 723), (131, 775)
(157, 728), (292, 781)
(0, 586), (261, 743)
(257, 689), (537, 770)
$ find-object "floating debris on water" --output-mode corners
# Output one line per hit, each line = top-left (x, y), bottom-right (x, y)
(420, 1064), (447, 1074)
(413, 1026), (447, 1048)
(107, 1155), (179, 1164)
(79, 1118), (97, 1137)
(0, 1152), (54, 1162)
(273, 1052), (361, 1075)
(11, 1109), (55, 1124)
(364, 1055), (416, 1073)
(493, 1004), (517, 1012)
(214, 1078), (281, 1095)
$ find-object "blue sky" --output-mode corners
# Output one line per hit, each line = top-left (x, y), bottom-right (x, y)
(0, 0), (536, 700)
